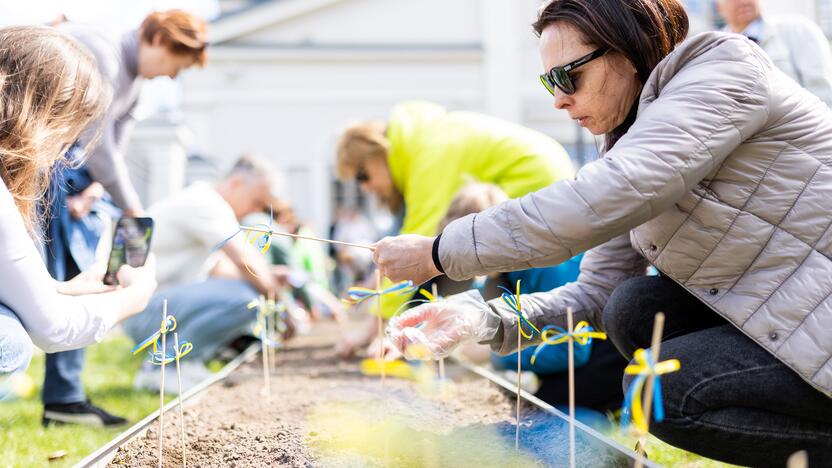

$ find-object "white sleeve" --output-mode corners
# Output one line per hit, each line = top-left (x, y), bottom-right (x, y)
(0, 182), (121, 353)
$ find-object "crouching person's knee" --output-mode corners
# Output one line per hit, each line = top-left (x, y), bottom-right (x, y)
(0, 304), (34, 374)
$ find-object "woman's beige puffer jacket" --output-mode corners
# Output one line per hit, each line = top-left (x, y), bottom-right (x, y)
(438, 32), (832, 397)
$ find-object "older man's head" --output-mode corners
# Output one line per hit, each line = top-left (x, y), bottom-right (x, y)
(716, 0), (761, 33)
(216, 154), (277, 221)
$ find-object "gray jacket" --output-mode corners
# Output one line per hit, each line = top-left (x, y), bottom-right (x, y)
(439, 32), (832, 397)
(60, 24), (145, 212)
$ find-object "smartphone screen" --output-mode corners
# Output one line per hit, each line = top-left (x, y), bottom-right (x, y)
(103, 217), (154, 286)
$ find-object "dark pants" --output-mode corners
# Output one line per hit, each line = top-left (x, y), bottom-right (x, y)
(602, 276), (832, 467)
(534, 339), (628, 413)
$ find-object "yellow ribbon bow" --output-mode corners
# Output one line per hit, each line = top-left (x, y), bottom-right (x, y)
(530, 321), (607, 365)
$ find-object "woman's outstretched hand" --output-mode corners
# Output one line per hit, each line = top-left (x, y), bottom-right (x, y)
(373, 234), (440, 284)
(385, 290), (497, 360)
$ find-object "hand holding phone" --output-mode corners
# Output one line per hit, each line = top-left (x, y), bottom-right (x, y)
(103, 217), (154, 286)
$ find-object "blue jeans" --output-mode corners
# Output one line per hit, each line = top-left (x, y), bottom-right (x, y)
(123, 279), (259, 362)
(0, 304), (33, 375)
(42, 348), (85, 404)
(41, 165), (108, 406)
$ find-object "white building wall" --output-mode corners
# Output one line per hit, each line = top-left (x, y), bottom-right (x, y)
(181, 0), (553, 235)
(232, 0), (482, 45)
(176, 0), (829, 234)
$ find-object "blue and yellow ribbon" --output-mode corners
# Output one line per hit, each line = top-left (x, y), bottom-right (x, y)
(212, 207), (274, 277)
(418, 288), (438, 303)
(249, 295), (286, 347)
(131, 315), (177, 356)
(530, 321), (607, 365)
(498, 280), (540, 340)
(148, 339), (194, 366)
(342, 280), (416, 305)
(621, 348), (681, 433)
(131, 314), (193, 366)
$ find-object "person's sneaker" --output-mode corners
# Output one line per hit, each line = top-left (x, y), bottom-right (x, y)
(42, 400), (127, 427)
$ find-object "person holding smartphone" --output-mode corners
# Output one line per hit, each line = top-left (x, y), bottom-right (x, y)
(0, 26), (156, 391)
(40, 10), (208, 427)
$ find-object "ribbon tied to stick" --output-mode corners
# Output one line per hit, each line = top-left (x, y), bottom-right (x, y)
(248, 296), (286, 347)
(498, 281), (540, 340)
(131, 314), (193, 365)
(621, 348), (681, 433)
(531, 321), (607, 365)
(131, 315), (177, 356)
(148, 340), (194, 366)
(342, 280), (416, 305)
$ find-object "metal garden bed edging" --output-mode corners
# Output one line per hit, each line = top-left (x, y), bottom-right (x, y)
(453, 357), (658, 468)
(74, 343), (261, 468)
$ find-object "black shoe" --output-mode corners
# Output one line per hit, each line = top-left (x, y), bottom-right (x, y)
(42, 400), (127, 427)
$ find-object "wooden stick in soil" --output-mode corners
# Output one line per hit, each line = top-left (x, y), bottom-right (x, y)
(432, 284), (445, 384)
(376, 270), (385, 385)
(174, 333), (187, 468)
(515, 316), (522, 451)
(260, 296), (271, 399)
(634, 312), (666, 468)
(159, 300), (167, 468)
(268, 291), (277, 372)
(239, 225), (375, 251)
(566, 308), (576, 468)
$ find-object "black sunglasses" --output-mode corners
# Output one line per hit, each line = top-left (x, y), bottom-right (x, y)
(539, 48), (608, 96)
(355, 168), (370, 183)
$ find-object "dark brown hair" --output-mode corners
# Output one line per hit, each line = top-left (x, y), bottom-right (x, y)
(140, 10), (208, 66)
(533, 0), (688, 149)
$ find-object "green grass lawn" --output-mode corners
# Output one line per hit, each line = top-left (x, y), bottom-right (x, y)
(610, 432), (743, 468)
(0, 332), (169, 468)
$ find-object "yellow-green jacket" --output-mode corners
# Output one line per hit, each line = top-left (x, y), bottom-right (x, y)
(379, 101), (574, 317)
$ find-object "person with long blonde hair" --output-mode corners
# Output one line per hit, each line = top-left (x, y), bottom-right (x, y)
(0, 25), (156, 396)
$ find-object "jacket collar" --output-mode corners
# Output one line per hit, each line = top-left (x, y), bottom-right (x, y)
(751, 16), (777, 46)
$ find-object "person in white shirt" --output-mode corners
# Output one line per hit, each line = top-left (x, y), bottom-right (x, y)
(124, 155), (287, 393)
(717, 0), (832, 108)
(0, 26), (156, 377)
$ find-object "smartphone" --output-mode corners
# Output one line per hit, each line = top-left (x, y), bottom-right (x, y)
(103, 217), (154, 286)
